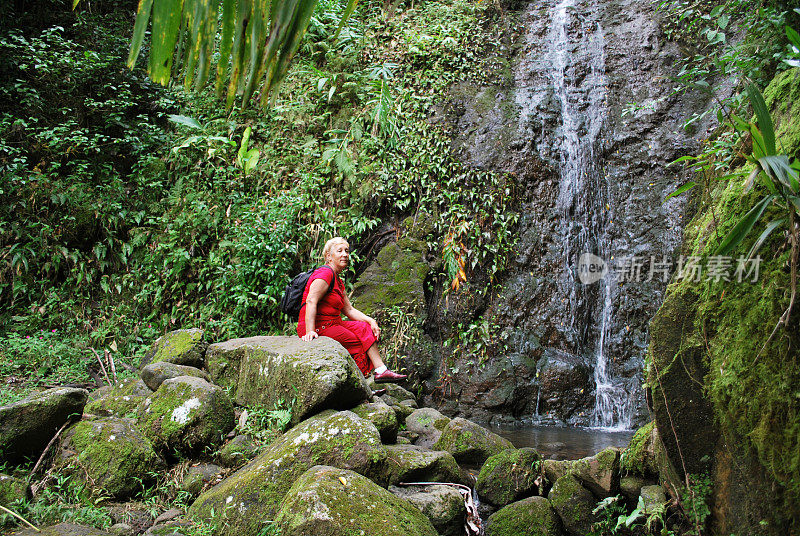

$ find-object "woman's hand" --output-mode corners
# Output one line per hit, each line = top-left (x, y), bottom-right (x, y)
(368, 319), (381, 340)
(301, 331), (319, 342)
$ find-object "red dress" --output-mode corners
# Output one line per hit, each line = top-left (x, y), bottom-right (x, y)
(296, 267), (377, 376)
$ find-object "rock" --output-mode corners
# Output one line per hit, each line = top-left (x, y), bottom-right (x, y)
(272, 465), (438, 536)
(85, 378), (153, 418)
(620, 475), (651, 507)
(143, 520), (191, 535)
(108, 523), (133, 535)
(378, 382), (418, 403)
(216, 434), (261, 468)
(621, 421), (657, 477)
(0, 473), (29, 505)
(154, 508), (183, 524)
(56, 416), (164, 499)
(380, 444), (463, 486)
(0, 387), (88, 465)
(406, 408), (451, 449)
(205, 336), (371, 424)
(137, 376), (235, 455)
(10, 522), (109, 535)
(389, 484), (467, 536)
(350, 235), (431, 317)
(433, 417), (514, 465)
(547, 474), (596, 536)
(188, 410), (386, 534)
(180, 463), (225, 497)
(351, 399), (399, 443)
(543, 447), (620, 499)
(105, 503), (152, 534)
(536, 350), (594, 422)
(639, 484), (667, 514)
(384, 395), (417, 421)
(485, 496), (564, 536)
(476, 448), (542, 507)
(141, 328), (207, 369)
(140, 363), (210, 391)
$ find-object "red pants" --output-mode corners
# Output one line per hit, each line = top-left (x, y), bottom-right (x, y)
(297, 319), (377, 376)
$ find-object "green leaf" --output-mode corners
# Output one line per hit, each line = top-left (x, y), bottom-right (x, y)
(714, 195), (776, 256)
(747, 219), (785, 260)
(168, 114), (204, 130)
(334, 0), (360, 39)
(760, 154), (800, 193)
(148, 0), (185, 85)
(127, 0), (155, 68)
(664, 182), (697, 202)
(746, 84), (776, 156)
(787, 26), (800, 48)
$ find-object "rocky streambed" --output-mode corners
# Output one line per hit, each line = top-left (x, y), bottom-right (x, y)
(1, 329), (669, 536)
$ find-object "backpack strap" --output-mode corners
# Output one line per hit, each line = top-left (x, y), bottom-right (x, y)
(300, 265), (336, 311)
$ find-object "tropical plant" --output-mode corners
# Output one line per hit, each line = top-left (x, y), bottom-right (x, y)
(117, 0), (358, 110)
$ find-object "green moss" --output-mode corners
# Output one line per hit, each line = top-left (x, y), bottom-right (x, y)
(621, 421), (655, 476)
(647, 68), (800, 527)
(476, 448), (541, 507)
(143, 328), (205, 368)
(485, 496), (562, 536)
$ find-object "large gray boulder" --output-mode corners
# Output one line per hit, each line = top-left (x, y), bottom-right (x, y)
(140, 362), (210, 391)
(351, 399), (399, 443)
(379, 444), (463, 486)
(273, 466), (438, 536)
(140, 328), (206, 369)
(543, 447), (621, 499)
(84, 378), (152, 417)
(406, 408), (451, 449)
(433, 417), (514, 465)
(205, 336), (371, 424)
(179, 463), (225, 497)
(548, 474), (597, 536)
(476, 447), (542, 507)
(137, 376), (234, 455)
(485, 496), (564, 536)
(56, 416), (164, 499)
(389, 484), (467, 536)
(0, 387), (87, 465)
(188, 410), (387, 535)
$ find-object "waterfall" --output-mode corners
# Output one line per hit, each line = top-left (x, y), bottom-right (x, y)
(545, 0), (632, 429)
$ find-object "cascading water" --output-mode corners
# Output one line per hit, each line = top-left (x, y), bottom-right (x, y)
(544, 0), (632, 429)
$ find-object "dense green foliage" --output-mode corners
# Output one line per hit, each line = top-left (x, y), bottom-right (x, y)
(0, 0), (517, 395)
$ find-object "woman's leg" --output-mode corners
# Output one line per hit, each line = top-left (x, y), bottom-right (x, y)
(317, 322), (375, 376)
(366, 343), (386, 370)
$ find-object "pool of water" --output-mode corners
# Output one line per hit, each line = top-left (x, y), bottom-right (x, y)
(487, 424), (635, 460)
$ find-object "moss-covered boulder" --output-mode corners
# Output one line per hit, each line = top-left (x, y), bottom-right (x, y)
(380, 444), (463, 486)
(0, 387), (88, 465)
(620, 475), (651, 507)
(84, 378), (152, 418)
(621, 421), (657, 477)
(140, 362), (210, 391)
(647, 288), (716, 477)
(188, 410), (386, 535)
(137, 376), (234, 455)
(350, 231), (431, 317)
(543, 447), (620, 499)
(433, 417), (514, 465)
(0, 473), (28, 505)
(547, 474), (596, 536)
(639, 484), (667, 514)
(271, 465), (438, 536)
(140, 328), (206, 369)
(56, 417), (164, 499)
(389, 484), (467, 536)
(205, 336), (371, 425)
(485, 496), (564, 536)
(406, 408), (451, 449)
(179, 463), (225, 497)
(476, 447), (542, 507)
(375, 381), (418, 403)
(216, 434), (261, 468)
(351, 399), (399, 443)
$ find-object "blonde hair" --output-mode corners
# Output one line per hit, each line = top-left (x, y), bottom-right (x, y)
(322, 237), (349, 262)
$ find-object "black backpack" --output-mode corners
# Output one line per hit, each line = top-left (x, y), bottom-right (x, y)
(279, 265), (335, 317)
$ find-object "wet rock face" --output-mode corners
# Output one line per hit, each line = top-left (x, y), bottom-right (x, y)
(433, 0), (701, 426)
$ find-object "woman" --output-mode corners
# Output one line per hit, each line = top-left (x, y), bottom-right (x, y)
(297, 237), (407, 383)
